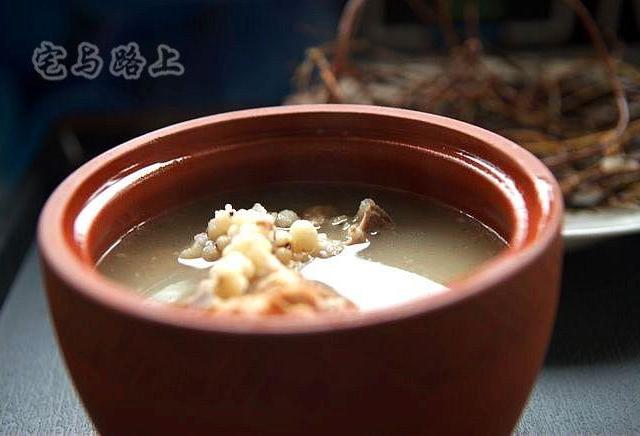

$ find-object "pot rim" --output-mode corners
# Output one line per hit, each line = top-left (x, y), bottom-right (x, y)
(38, 104), (563, 335)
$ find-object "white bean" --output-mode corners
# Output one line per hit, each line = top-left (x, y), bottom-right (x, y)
(215, 273), (249, 299)
(207, 208), (233, 239)
(273, 229), (292, 247)
(275, 247), (293, 264)
(290, 219), (318, 253)
(215, 235), (231, 251)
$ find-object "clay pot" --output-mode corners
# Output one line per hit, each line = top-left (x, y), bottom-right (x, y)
(38, 105), (563, 435)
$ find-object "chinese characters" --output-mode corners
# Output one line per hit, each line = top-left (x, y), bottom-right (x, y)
(109, 42), (147, 80)
(148, 44), (185, 78)
(32, 41), (184, 80)
(32, 41), (68, 80)
(71, 42), (103, 79)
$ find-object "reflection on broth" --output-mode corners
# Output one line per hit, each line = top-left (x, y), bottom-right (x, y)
(97, 183), (506, 315)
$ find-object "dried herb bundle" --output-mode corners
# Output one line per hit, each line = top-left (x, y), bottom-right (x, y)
(286, 0), (640, 209)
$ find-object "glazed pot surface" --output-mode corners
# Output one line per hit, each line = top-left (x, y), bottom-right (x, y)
(39, 105), (563, 435)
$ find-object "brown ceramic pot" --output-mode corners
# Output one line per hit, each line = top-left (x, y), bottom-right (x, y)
(38, 105), (563, 435)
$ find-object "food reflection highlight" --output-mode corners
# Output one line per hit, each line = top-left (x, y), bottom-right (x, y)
(74, 158), (186, 245)
(300, 243), (447, 311)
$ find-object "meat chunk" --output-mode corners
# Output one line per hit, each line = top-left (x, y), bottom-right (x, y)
(346, 199), (393, 244)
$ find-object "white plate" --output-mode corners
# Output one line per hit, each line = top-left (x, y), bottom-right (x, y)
(563, 208), (640, 250)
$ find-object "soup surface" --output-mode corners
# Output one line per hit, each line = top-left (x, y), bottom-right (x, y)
(98, 183), (506, 313)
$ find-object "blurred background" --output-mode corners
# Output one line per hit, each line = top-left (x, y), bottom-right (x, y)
(1, 0), (639, 303)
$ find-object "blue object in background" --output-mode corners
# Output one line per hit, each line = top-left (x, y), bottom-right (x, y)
(0, 68), (21, 196)
(0, 0), (345, 189)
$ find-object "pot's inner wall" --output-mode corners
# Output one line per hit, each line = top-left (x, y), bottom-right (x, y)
(81, 136), (520, 263)
(66, 111), (543, 262)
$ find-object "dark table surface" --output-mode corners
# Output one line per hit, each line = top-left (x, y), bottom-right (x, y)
(1, 236), (639, 434)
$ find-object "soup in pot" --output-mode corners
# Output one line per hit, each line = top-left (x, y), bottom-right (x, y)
(98, 182), (506, 315)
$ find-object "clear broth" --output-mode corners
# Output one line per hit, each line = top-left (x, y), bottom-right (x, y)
(98, 183), (507, 310)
